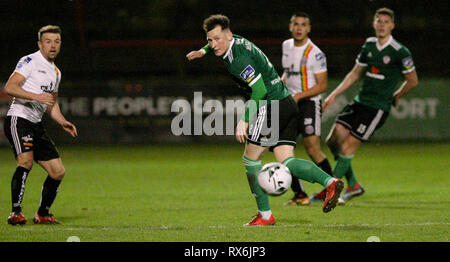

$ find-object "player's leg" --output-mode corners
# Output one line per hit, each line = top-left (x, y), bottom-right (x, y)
(274, 145), (343, 213)
(34, 158), (65, 224)
(302, 135), (335, 203)
(303, 135), (333, 175)
(32, 127), (64, 224)
(3, 116), (34, 225)
(243, 142), (274, 226)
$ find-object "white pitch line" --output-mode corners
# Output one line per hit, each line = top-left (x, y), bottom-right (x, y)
(15, 222), (450, 231)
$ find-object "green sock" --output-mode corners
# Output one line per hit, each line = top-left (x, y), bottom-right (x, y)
(242, 156), (270, 212)
(282, 157), (332, 187)
(345, 165), (358, 188)
(334, 155), (357, 188)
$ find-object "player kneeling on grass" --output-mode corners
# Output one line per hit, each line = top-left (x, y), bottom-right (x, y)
(186, 14), (343, 226)
(3, 25), (78, 225)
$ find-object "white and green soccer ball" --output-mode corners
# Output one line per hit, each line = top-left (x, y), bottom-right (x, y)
(258, 162), (292, 196)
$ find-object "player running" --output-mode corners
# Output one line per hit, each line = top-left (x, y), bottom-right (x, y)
(323, 8), (418, 203)
(3, 25), (77, 225)
(186, 14), (343, 226)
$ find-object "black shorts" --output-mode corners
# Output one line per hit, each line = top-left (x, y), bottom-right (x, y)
(297, 99), (322, 137)
(336, 101), (389, 141)
(3, 116), (60, 161)
(247, 95), (299, 150)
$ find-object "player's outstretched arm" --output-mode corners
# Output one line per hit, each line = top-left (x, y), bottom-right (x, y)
(186, 44), (211, 61)
(186, 49), (206, 61)
(323, 64), (365, 111)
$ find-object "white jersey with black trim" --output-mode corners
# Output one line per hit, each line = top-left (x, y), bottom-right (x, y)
(7, 50), (61, 123)
(282, 38), (327, 101)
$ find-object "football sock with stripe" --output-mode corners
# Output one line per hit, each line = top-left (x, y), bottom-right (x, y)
(282, 157), (332, 187)
(11, 166), (30, 213)
(242, 156), (271, 213)
(38, 175), (62, 217)
(334, 154), (358, 188)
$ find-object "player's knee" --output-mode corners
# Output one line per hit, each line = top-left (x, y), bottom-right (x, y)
(17, 159), (33, 170)
(49, 166), (66, 180)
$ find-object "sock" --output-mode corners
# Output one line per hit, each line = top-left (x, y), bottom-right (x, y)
(259, 210), (272, 220)
(345, 166), (358, 189)
(282, 157), (332, 187)
(11, 166), (30, 213)
(334, 155), (358, 188)
(242, 156), (270, 212)
(316, 158), (333, 176)
(290, 178), (307, 196)
(38, 175), (62, 217)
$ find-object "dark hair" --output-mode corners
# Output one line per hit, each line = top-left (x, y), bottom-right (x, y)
(375, 7), (395, 22)
(38, 25), (61, 41)
(290, 12), (311, 24)
(203, 14), (230, 33)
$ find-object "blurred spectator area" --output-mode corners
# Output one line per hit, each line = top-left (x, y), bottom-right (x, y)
(0, 0), (448, 79)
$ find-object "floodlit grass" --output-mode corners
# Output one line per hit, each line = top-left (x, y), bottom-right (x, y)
(0, 142), (448, 242)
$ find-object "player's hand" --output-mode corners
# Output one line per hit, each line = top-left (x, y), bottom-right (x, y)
(62, 121), (78, 137)
(235, 120), (249, 143)
(322, 95), (335, 112)
(35, 93), (55, 106)
(186, 49), (206, 61)
(392, 94), (400, 108)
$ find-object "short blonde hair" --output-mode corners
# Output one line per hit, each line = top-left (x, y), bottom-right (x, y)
(375, 7), (395, 22)
(38, 25), (61, 41)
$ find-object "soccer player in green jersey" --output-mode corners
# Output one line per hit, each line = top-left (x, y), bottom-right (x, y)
(323, 8), (419, 203)
(187, 14), (344, 226)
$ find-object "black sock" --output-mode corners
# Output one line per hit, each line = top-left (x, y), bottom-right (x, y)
(38, 176), (62, 216)
(317, 158), (333, 176)
(11, 166), (31, 213)
(290, 177), (307, 197)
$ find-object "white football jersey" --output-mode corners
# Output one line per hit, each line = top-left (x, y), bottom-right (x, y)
(282, 38), (326, 100)
(7, 50), (61, 123)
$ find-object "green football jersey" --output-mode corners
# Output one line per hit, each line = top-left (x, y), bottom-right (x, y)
(221, 35), (291, 102)
(355, 36), (415, 112)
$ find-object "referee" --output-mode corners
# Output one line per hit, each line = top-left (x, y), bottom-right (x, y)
(3, 25), (77, 225)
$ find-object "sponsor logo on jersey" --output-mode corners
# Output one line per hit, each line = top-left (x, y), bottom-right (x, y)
(240, 65), (256, 83)
(38, 70), (47, 74)
(383, 55), (391, 64)
(402, 56), (414, 70)
(41, 82), (55, 93)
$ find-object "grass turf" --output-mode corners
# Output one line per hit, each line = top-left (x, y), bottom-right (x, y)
(0, 142), (448, 242)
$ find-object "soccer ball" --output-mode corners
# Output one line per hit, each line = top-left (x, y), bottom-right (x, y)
(257, 162), (292, 196)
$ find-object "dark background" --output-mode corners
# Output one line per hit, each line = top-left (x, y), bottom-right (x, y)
(0, 0), (448, 144)
(0, 0), (448, 79)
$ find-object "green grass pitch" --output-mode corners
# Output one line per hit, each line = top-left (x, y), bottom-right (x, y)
(0, 142), (448, 242)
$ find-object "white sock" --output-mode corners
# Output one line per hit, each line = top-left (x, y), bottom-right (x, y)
(259, 210), (272, 220)
(326, 177), (337, 187)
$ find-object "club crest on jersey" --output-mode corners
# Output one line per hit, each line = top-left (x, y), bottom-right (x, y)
(383, 55), (391, 64)
(315, 53), (324, 61)
(240, 65), (256, 83)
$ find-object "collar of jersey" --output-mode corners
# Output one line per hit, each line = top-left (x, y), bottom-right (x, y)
(36, 50), (55, 66)
(376, 35), (393, 51)
(223, 38), (235, 60)
(293, 38), (311, 48)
